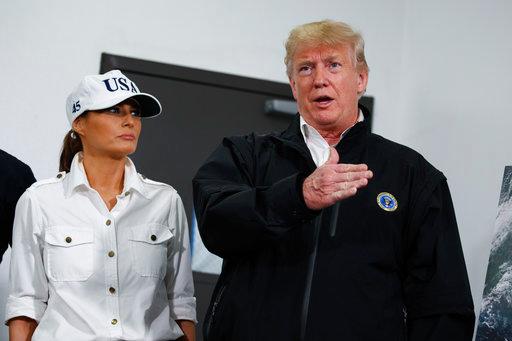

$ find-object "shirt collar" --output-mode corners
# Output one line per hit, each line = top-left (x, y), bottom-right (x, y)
(300, 109), (364, 146)
(63, 152), (149, 199)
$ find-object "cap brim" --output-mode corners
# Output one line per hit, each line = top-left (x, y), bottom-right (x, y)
(88, 92), (162, 118)
(129, 93), (162, 118)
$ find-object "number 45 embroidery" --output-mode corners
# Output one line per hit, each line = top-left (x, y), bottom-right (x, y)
(72, 100), (81, 113)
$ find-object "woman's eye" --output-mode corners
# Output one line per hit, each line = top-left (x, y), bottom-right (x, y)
(101, 106), (140, 116)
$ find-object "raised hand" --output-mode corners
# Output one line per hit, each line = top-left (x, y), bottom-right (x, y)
(302, 147), (373, 210)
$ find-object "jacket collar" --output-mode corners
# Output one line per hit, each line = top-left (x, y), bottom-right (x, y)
(279, 103), (371, 148)
(271, 104), (372, 167)
(63, 152), (149, 199)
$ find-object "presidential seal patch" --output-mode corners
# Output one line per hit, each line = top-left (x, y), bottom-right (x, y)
(377, 192), (398, 212)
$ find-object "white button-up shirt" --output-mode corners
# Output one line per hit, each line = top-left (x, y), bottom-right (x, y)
(300, 110), (365, 167)
(6, 153), (196, 340)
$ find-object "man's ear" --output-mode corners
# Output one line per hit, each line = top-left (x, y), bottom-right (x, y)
(357, 69), (369, 95)
(289, 77), (298, 100)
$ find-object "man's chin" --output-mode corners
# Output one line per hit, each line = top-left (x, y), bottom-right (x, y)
(309, 111), (342, 126)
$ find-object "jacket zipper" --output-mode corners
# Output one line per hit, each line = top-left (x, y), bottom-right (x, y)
(299, 211), (323, 341)
(329, 203), (340, 237)
(205, 284), (227, 339)
(269, 134), (323, 340)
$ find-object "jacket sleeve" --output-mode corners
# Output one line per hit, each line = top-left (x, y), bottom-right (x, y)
(0, 162), (36, 260)
(404, 179), (475, 340)
(192, 137), (317, 259)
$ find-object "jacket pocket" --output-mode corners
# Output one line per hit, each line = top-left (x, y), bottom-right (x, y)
(44, 226), (94, 281)
(128, 223), (173, 279)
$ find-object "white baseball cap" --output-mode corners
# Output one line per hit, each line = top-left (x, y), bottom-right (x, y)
(65, 69), (162, 126)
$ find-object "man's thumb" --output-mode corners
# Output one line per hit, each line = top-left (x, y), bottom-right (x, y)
(326, 147), (339, 165)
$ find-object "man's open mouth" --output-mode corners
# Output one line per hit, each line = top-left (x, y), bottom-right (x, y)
(313, 96), (334, 105)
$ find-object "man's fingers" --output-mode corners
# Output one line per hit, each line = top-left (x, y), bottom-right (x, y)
(331, 170), (373, 183)
(305, 163), (373, 208)
(331, 177), (369, 202)
(352, 177), (370, 189)
(332, 187), (357, 201)
(333, 163), (368, 173)
(336, 178), (368, 192)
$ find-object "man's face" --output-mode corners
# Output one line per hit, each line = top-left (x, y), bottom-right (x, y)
(289, 44), (368, 132)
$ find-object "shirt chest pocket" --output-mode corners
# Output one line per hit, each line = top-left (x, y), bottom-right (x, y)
(44, 226), (94, 282)
(128, 223), (174, 279)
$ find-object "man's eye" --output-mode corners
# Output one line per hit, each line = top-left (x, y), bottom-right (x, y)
(107, 107), (120, 114)
(330, 62), (342, 69)
(131, 110), (141, 117)
(298, 65), (312, 74)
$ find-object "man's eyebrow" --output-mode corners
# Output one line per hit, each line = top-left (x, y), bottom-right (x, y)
(324, 54), (342, 61)
(295, 60), (314, 66)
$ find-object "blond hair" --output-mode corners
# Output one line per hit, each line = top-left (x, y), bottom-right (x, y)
(284, 20), (369, 77)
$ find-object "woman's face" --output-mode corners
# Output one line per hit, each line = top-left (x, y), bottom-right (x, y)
(73, 99), (142, 159)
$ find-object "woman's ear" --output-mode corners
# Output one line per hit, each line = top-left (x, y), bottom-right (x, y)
(72, 115), (86, 137)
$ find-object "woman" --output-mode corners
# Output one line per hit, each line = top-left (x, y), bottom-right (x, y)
(6, 70), (196, 340)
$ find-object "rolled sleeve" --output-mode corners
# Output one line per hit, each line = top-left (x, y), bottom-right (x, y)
(169, 296), (197, 322)
(5, 190), (48, 324)
(5, 296), (47, 323)
(166, 193), (197, 323)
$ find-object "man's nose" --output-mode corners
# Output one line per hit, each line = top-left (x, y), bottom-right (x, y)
(313, 66), (328, 88)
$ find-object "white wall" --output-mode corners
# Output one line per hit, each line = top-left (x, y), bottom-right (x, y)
(0, 0), (510, 338)
(396, 0), (512, 328)
(0, 0), (405, 179)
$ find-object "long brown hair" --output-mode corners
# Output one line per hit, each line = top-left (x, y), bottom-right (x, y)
(59, 129), (83, 172)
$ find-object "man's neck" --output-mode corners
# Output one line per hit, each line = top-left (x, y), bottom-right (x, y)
(311, 112), (360, 146)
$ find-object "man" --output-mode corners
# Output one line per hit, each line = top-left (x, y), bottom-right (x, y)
(0, 149), (36, 262)
(193, 20), (474, 340)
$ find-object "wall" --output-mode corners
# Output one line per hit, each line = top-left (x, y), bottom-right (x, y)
(396, 1), (512, 329)
(1, 0), (510, 339)
(0, 0), (405, 178)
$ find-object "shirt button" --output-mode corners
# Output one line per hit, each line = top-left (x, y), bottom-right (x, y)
(109, 287), (116, 294)
(111, 318), (118, 325)
(65, 236), (72, 243)
(56, 173), (63, 179)
(108, 251), (115, 257)
(150, 234), (157, 241)
(106, 219), (111, 226)
(124, 191), (130, 196)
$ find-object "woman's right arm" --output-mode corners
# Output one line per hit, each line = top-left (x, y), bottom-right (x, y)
(8, 316), (37, 341)
(5, 190), (48, 336)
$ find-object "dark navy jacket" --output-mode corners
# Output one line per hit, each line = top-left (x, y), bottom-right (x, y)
(193, 109), (475, 340)
(0, 149), (36, 262)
